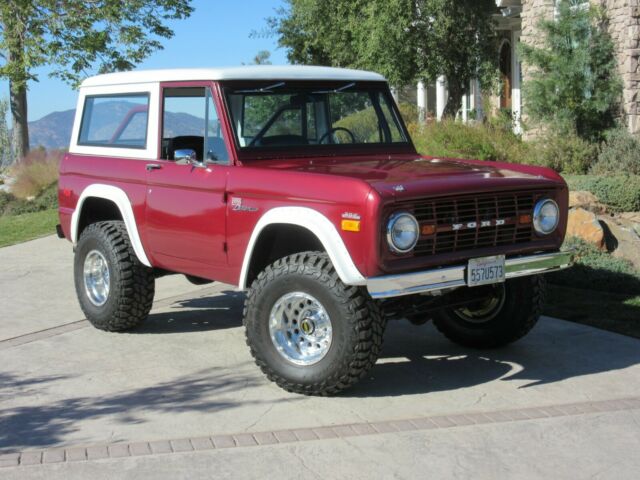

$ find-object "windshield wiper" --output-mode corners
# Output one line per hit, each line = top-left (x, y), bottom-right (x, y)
(312, 82), (356, 94)
(235, 82), (286, 94)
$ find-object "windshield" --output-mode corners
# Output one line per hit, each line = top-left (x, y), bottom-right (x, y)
(223, 82), (408, 150)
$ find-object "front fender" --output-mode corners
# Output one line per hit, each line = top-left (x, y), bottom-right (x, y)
(239, 206), (366, 289)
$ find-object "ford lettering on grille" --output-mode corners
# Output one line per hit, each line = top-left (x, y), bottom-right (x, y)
(392, 190), (548, 256)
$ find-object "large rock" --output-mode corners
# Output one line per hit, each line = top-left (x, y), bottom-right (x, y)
(569, 190), (606, 213)
(600, 216), (640, 271)
(566, 208), (605, 248)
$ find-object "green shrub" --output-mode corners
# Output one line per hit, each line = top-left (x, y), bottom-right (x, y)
(1, 182), (58, 216)
(398, 102), (419, 125)
(532, 131), (598, 174)
(563, 174), (640, 212)
(0, 190), (14, 213)
(408, 119), (531, 163)
(550, 237), (640, 295)
(591, 128), (640, 175)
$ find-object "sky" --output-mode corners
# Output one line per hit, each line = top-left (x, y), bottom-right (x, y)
(0, 0), (289, 122)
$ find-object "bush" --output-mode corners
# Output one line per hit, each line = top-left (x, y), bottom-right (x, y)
(591, 128), (640, 175)
(563, 174), (640, 212)
(0, 182), (58, 216)
(9, 148), (62, 199)
(531, 131), (599, 174)
(550, 237), (640, 295)
(408, 119), (531, 163)
(398, 102), (419, 125)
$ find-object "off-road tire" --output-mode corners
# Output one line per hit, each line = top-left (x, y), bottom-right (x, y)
(433, 275), (546, 349)
(74, 221), (155, 331)
(243, 252), (385, 396)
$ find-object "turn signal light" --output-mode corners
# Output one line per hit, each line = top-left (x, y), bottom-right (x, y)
(519, 214), (532, 224)
(421, 224), (436, 236)
(341, 219), (361, 232)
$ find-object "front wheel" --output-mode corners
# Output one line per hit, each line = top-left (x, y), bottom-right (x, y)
(243, 252), (385, 396)
(433, 276), (546, 349)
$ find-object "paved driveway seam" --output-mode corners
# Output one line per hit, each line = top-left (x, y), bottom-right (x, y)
(0, 284), (219, 351)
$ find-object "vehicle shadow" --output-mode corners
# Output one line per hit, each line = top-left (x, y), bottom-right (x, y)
(132, 290), (245, 334)
(346, 317), (640, 397)
(133, 289), (640, 399)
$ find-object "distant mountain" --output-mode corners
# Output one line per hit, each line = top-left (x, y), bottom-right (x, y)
(29, 105), (208, 150)
(29, 109), (76, 150)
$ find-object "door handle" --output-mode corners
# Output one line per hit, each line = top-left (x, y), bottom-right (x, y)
(146, 163), (162, 171)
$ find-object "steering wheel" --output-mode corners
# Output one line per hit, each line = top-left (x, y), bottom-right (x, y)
(318, 127), (356, 145)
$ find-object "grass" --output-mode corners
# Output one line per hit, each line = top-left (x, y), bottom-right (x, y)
(0, 209), (58, 247)
(544, 237), (640, 338)
(544, 286), (640, 339)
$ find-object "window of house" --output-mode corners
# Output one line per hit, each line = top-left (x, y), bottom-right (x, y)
(78, 93), (149, 148)
(161, 87), (229, 164)
(554, 0), (589, 18)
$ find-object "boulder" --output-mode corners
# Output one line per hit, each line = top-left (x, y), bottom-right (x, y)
(566, 207), (605, 248)
(569, 190), (606, 213)
(600, 216), (640, 271)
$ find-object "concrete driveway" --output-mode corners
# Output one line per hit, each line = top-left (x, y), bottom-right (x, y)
(1, 235), (640, 479)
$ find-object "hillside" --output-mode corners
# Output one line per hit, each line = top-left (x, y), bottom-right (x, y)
(29, 107), (205, 150)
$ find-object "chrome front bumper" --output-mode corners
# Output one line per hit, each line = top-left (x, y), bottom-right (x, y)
(367, 251), (573, 299)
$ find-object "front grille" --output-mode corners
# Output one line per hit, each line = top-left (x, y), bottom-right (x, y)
(395, 191), (547, 257)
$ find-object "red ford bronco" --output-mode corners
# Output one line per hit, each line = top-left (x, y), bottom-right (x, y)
(58, 66), (572, 395)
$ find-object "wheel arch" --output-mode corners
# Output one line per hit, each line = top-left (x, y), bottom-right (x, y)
(71, 184), (151, 267)
(239, 207), (366, 290)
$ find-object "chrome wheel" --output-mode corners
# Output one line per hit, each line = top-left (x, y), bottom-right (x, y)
(453, 285), (506, 324)
(269, 292), (333, 366)
(83, 250), (110, 307)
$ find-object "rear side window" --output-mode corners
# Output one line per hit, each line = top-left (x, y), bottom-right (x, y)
(78, 93), (150, 148)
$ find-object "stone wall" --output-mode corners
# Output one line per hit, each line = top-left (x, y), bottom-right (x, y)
(601, 0), (640, 135)
(520, 0), (640, 136)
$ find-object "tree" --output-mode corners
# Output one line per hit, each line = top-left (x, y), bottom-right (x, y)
(267, 0), (498, 118)
(519, 0), (622, 141)
(0, 0), (193, 160)
(0, 98), (12, 167)
(252, 50), (272, 65)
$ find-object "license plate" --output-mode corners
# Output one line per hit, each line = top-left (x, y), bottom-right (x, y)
(467, 255), (506, 287)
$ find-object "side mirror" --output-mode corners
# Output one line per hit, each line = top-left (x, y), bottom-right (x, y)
(174, 149), (205, 168)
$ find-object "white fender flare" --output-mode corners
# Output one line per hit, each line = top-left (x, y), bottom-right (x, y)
(71, 184), (152, 267)
(239, 206), (366, 289)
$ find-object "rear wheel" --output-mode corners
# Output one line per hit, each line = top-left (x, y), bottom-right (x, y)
(243, 252), (385, 396)
(433, 276), (545, 348)
(74, 221), (155, 332)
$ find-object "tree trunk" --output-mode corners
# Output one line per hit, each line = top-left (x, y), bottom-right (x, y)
(442, 80), (464, 119)
(9, 79), (30, 161)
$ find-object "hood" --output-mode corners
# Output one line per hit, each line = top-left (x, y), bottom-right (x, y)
(247, 154), (565, 200)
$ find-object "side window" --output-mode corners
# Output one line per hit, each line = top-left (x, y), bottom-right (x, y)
(161, 87), (229, 164)
(78, 93), (149, 148)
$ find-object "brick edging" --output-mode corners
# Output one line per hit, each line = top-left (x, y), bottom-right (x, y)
(2, 396), (639, 468)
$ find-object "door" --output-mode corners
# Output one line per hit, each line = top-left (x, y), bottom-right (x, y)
(500, 41), (512, 110)
(144, 83), (232, 279)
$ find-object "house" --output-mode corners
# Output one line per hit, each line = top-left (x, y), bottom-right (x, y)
(415, 0), (640, 136)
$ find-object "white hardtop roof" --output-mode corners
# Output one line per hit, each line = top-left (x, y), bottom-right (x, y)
(80, 65), (386, 88)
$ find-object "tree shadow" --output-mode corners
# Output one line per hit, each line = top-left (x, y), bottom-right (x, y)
(0, 366), (289, 453)
(133, 290), (245, 334)
(346, 317), (640, 397)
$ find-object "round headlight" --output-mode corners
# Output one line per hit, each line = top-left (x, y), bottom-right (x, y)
(533, 199), (559, 235)
(387, 212), (419, 254)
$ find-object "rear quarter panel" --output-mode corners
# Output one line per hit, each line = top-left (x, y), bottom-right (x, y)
(58, 153), (148, 246)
